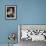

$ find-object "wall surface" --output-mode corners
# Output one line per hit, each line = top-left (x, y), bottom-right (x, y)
(0, 0), (46, 45)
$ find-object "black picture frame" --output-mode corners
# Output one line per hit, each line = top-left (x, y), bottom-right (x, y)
(5, 5), (16, 20)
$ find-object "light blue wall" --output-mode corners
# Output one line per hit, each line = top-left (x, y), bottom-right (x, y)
(0, 0), (46, 44)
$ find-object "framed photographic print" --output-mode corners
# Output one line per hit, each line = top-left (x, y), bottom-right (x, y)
(5, 5), (16, 20)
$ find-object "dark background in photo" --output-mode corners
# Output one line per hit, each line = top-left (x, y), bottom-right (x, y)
(7, 7), (15, 17)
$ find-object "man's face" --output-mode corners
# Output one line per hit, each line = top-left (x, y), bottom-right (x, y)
(7, 8), (13, 15)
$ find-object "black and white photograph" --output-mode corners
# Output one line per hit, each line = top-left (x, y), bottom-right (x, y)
(5, 5), (16, 20)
